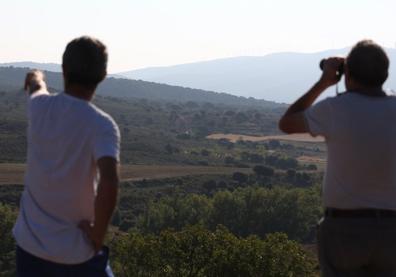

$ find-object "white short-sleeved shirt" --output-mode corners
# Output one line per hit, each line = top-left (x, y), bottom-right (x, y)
(13, 91), (120, 264)
(305, 92), (396, 210)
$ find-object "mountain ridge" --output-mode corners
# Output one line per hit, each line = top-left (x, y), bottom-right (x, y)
(5, 46), (396, 103)
(116, 47), (396, 102)
(0, 66), (284, 108)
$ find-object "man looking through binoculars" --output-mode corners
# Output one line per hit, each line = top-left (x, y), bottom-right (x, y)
(279, 40), (395, 276)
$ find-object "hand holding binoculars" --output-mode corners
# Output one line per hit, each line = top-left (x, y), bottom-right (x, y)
(319, 58), (345, 81)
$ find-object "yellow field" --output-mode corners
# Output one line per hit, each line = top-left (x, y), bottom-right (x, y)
(0, 163), (252, 185)
(297, 155), (326, 164)
(206, 133), (325, 143)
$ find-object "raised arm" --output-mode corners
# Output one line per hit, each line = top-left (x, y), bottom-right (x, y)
(278, 57), (344, 134)
(79, 157), (119, 253)
(24, 70), (48, 96)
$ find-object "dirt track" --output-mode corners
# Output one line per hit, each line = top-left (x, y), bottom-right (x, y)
(0, 164), (251, 185)
(206, 133), (324, 143)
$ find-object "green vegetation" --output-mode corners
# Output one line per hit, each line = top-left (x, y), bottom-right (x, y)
(0, 67), (326, 275)
(109, 225), (316, 277)
(0, 67), (286, 108)
(0, 89), (284, 164)
(0, 87), (325, 169)
(138, 186), (321, 242)
(0, 204), (16, 277)
(0, 181), (321, 276)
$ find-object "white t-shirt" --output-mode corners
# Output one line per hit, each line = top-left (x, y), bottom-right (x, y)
(305, 92), (396, 210)
(13, 91), (120, 264)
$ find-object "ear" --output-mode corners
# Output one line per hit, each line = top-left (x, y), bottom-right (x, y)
(102, 70), (107, 80)
(344, 63), (350, 78)
(62, 65), (67, 79)
(344, 64), (353, 89)
(62, 68), (69, 88)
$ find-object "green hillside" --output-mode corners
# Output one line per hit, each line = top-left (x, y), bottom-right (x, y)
(0, 86), (285, 164)
(0, 67), (285, 108)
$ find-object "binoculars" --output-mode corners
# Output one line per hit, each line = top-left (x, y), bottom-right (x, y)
(319, 59), (344, 81)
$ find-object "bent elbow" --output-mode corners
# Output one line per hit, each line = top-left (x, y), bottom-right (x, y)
(278, 117), (291, 134)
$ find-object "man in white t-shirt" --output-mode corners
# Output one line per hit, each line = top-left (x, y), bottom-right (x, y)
(279, 40), (396, 276)
(13, 36), (120, 276)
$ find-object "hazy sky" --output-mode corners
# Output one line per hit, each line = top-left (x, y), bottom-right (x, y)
(1, 0), (395, 72)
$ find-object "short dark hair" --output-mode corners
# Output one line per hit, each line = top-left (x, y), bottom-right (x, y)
(346, 40), (389, 87)
(62, 36), (108, 89)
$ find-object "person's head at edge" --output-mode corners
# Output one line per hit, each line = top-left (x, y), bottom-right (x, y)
(344, 39), (389, 93)
(62, 36), (108, 100)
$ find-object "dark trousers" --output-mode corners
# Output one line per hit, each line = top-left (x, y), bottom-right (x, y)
(318, 216), (396, 277)
(16, 245), (114, 277)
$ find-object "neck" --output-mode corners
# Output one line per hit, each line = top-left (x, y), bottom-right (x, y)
(64, 84), (95, 101)
(349, 87), (386, 97)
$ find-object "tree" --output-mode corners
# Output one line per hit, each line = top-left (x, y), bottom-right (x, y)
(306, 164), (318, 170)
(232, 172), (248, 183)
(138, 194), (212, 234)
(268, 140), (281, 149)
(261, 233), (316, 276)
(277, 157), (298, 169)
(253, 165), (274, 177)
(287, 169), (296, 179)
(0, 204), (16, 276)
(110, 225), (317, 277)
(224, 156), (235, 165)
(249, 153), (264, 163)
(137, 186), (322, 242)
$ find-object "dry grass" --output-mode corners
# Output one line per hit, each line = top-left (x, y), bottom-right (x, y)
(0, 163), (25, 185)
(297, 155), (326, 164)
(206, 133), (325, 143)
(0, 163), (251, 185)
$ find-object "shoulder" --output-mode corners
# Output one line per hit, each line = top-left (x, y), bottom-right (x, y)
(29, 91), (52, 103)
(308, 96), (336, 111)
(89, 104), (120, 134)
(314, 93), (356, 108)
(28, 92), (55, 115)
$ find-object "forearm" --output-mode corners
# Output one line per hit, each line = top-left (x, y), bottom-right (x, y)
(93, 179), (118, 242)
(279, 80), (331, 133)
(278, 57), (343, 134)
(283, 80), (328, 116)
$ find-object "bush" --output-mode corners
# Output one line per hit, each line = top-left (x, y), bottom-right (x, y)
(224, 156), (235, 165)
(306, 164), (318, 170)
(232, 172), (248, 183)
(138, 187), (321, 242)
(0, 204), (16, 276)
(110, 225), (317, 277)
(253, 165), (274, 177)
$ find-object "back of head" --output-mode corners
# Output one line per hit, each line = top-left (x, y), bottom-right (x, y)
(62, 36), (108, 90)
(346, 40), (389, 88)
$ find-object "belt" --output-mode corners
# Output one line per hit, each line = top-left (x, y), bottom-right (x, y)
(325, 208), (396, 218)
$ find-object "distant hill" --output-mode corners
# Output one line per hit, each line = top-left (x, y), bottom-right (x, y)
(0, 67), (283, 108)
(0, 62), (62, 72)
(0, 61), (123, 78)
(117, 47), (396, 103)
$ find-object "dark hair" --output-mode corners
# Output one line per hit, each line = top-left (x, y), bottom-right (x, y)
(62, 36), (108, 89)
(346, 40), (389, 87)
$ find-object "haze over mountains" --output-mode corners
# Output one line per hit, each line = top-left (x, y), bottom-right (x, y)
(118, 47), (396, 103)
(4, 47), (396, 103)
(0, 62), (62, 72)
